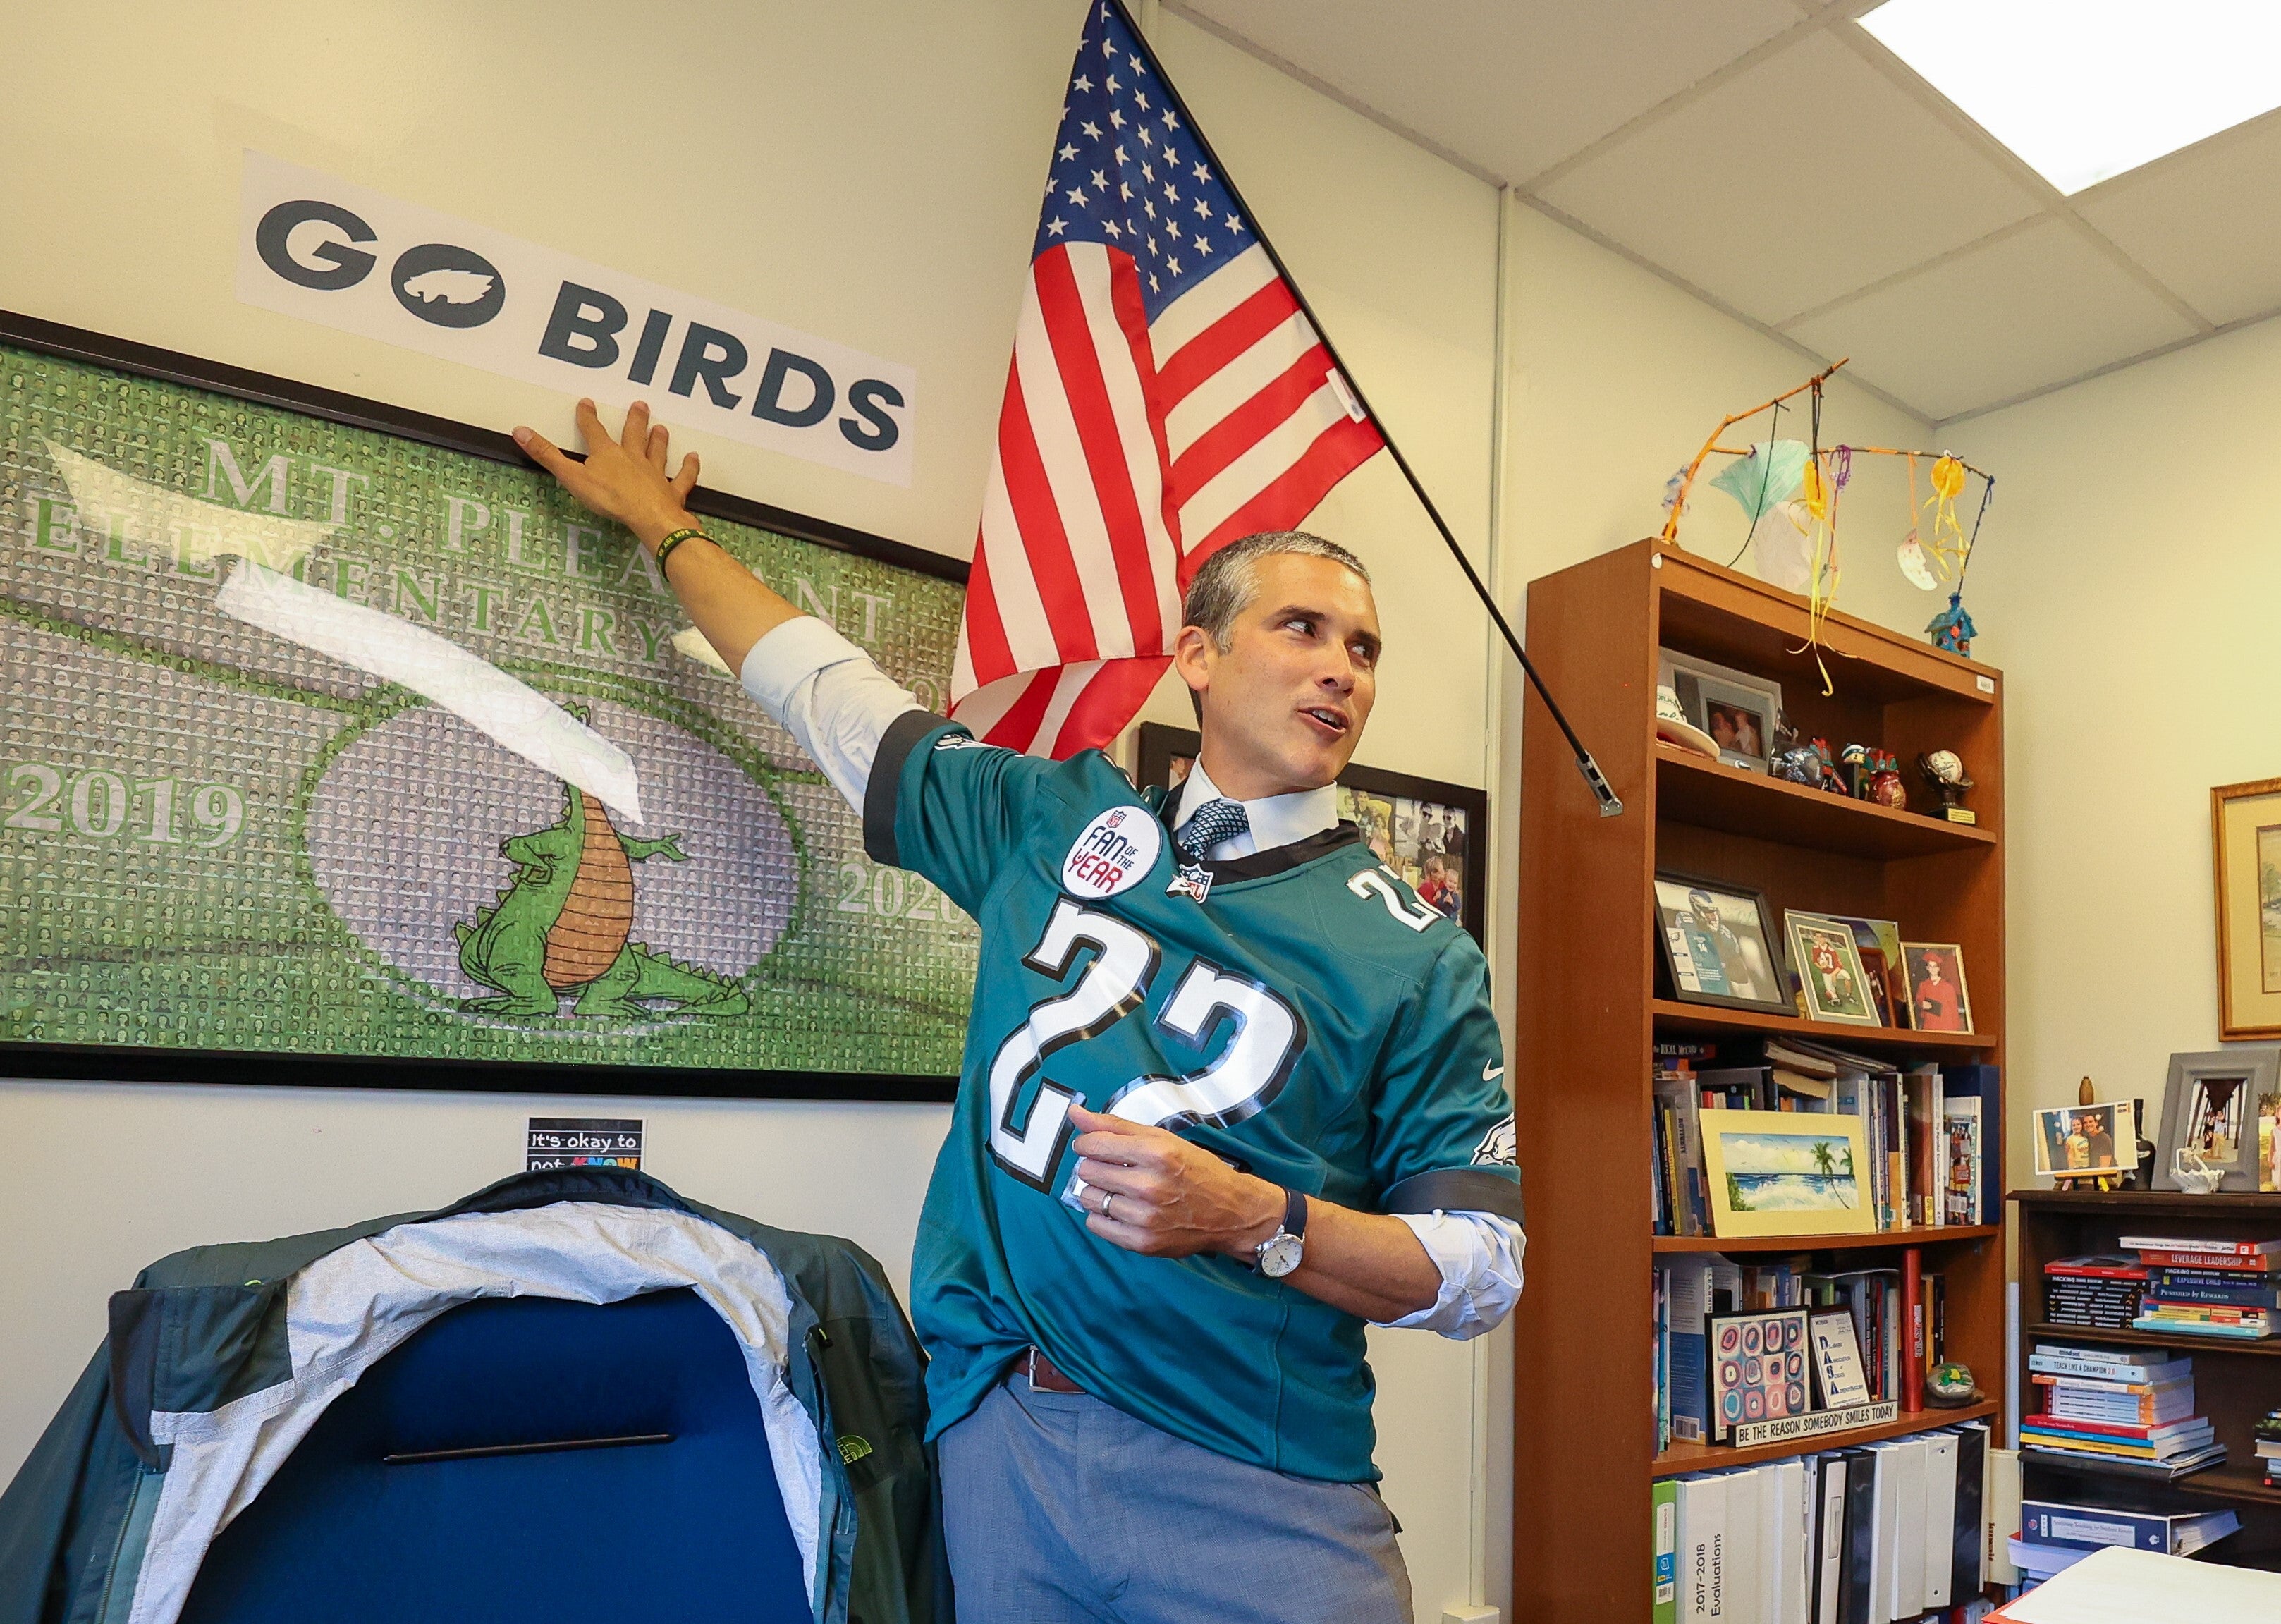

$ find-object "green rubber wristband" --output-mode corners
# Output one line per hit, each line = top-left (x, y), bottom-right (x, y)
(652, 526), (707, 578)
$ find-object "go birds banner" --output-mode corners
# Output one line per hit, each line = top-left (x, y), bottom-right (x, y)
(237, 152), (917, 485)
(0, 333), (972, 1092)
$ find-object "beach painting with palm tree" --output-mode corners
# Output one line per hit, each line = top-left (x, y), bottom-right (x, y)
(1699, 1109), (1879, 1236)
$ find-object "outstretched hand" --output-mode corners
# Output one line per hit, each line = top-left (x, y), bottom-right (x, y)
(513, 398), (697, 552)
(1067, 1104), (1283, 1260)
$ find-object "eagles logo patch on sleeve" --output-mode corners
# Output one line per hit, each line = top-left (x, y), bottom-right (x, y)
(1472, 1114), (1517, 1167)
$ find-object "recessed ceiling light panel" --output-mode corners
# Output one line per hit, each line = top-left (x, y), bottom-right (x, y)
(1861, 0), (2281, 194)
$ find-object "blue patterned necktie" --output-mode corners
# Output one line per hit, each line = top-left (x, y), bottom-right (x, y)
(1177, 796), (1251, 859)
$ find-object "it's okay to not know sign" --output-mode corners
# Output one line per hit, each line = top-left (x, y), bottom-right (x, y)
(236, 151), (917, 486)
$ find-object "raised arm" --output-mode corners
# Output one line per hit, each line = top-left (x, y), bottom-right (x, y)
(513, 399), (800, 673)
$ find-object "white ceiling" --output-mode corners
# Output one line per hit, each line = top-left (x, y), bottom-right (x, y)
(1173, 0), (2281, 425)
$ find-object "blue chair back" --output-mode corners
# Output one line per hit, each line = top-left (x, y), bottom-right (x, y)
(179, 1287), (812, 1623)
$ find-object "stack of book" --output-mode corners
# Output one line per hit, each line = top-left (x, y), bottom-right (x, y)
(2010, 1498), (2239, 1581)
(1649, 1044), (1997, 1237)
(2019, 1343), (2225, 1479)
(2258, 1406), (2280, 1489)
(2042, 1254), (2148, 1330)
(2122, 1233), (2280, 1340)
(1654, 1424), (1988, 1623)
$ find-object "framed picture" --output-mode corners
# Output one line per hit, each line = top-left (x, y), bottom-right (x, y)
(2031, 1101), (2136, 1180)
(1808, 1307), (1871, 1409)
(2152, 1048), (2281, 1192)
(1785, 912), (1881, 1026)
(0, 310), (973, 1103)
(1708, 1307), (1811, 1441)
(1658, 649), (1782, 774)
(1699, 1107), (1877, 1237)
(1804, 913), (1908, 1027)
(1133, 724), (1487, 944)
(2212, 778), (2281, 1038)
(1902, 942), (1973, 1033)
(1652, 874), (1792, 1014)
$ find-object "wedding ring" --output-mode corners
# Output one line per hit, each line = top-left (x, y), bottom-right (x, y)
(1102, 1190), (1117, 1221)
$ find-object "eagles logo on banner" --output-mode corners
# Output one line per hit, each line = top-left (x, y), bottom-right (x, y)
(949, 0), (1385, 758)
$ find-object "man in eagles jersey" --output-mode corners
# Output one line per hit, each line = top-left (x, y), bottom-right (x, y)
(516, 402), (1524, 1624)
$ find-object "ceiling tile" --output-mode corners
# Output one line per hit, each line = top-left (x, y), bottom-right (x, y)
(1534, 30), (2042, 326)
(1783, 219), (2201, 420)
(1179, 0), (1804, 181)
(2075, 114), (2281, 326)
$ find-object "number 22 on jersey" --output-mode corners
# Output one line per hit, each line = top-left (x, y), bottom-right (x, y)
(986, 898), (1306, 1189)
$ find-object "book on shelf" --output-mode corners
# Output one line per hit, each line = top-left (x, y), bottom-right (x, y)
(2117, 1235), (2281, 1258)
(2043, 1254), (2147, 1332)
(2019, 1498), (2240, 1557)
(2145, 1266), (2281, 1308)
(2018, 1441), (2227, 1481)
(1664, 1422), (1989, 1623)
(1646, 1046), (1997, 1236)
(2130, 1309), (2274, 1338)
(1655, 1256), (1951, 1442)
(2024, 1346), (2225, 1479)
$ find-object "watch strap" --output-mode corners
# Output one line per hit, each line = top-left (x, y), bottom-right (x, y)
(1283, 1184), (1309, 1240)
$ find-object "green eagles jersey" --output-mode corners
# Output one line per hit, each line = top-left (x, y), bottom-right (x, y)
(867, 712), (1522, 1484)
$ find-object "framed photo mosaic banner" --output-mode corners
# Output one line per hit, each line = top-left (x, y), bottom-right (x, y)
(0, 312), (972, 1099)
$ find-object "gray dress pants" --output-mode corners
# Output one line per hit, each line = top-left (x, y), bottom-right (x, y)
(938, 1372), (1412, 1624)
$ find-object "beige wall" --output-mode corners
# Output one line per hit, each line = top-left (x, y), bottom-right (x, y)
(0, 3), (1982, 1618)
(1953, 316), (2281, 1178)
(0, 1), (1508, 1611)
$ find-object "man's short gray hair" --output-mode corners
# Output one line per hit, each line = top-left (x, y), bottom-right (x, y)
(1181, 530), (1370, 652)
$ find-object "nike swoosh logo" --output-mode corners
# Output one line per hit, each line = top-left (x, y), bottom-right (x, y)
(1483, 1063), (1505, 1082)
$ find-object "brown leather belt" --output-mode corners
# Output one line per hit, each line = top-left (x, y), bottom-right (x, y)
(1018, 1345), (1084, 1393)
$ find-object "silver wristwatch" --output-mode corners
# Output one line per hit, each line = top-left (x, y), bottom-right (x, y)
(1253, 1185), (1309, 1278)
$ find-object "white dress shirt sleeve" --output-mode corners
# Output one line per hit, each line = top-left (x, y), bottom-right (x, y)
(736, 616), (919, 815)
(1376, 1210), (1527, 1340)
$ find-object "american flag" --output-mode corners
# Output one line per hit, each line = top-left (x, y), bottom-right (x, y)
(949, 0), (1385, 757)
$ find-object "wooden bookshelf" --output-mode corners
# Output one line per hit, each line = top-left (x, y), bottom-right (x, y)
(1653, 1399), (2001, 1477)
(1653, 1225), (2001, 1254)
(2012, 1190), (2281, 1565)
(1514, 542), (2007, 1623)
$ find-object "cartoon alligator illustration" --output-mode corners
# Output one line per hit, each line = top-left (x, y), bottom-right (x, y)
(455, 776), (749, 1020)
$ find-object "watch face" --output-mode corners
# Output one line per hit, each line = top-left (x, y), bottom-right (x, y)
(1259, 1233), (1304, 1278)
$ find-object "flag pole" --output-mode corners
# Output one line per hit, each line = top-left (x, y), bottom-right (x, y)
(1112, 0), (1623, 816)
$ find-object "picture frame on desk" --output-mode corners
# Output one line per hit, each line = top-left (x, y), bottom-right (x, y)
(2031, 1100), (2135, 1182)
(1652, 872), (1793, 1015)
(2151, 1047), (2280, 1192)
(1698, 1107), (1878, 1238)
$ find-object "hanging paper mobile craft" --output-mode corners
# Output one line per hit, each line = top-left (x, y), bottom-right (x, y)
(1708, 440), (1807, 525)
(1897, 453), (1940, 590)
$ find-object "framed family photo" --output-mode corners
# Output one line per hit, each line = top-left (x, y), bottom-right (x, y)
(1794, 912), (1907, 1027)
(2032, 1101), (2136, 1181)
(1652, 874), (1792, 1014)
(1657, 649), (1782, 775)
(2152, 1047), (2281, 1192)
(2212, 778), (2281, 1039)
(1134, 725), (1487, 944)
(1783, 912), (1881, 1027)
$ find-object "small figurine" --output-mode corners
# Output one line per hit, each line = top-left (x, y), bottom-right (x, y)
(1927, 590), (1976, 656)
(1925, 1362), (1979, 1408)
(1771, 719), (1822, 787)
(1869, 753), (1907, 810)
(1918, 750), (1975, 824)
(1810, 738), (1846, 796)
(1839, 742), (1873, 798)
